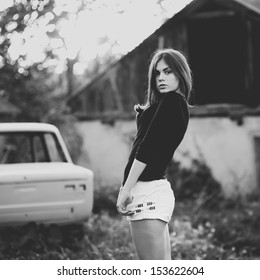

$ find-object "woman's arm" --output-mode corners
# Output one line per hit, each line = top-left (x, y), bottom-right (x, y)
(123, 159), (146, 190)
(116, 159), (146, 214)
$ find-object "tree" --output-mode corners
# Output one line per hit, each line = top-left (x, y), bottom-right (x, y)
(0, 0), (66, 102)
(0, 0), (83, 161)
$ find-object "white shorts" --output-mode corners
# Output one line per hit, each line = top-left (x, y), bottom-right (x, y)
(125, 179), (175, 223)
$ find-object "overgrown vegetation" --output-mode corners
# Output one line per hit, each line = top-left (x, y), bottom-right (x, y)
(0, 159), (260, 260)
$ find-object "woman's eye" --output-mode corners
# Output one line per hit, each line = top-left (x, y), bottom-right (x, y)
(165, 69), (172, 75)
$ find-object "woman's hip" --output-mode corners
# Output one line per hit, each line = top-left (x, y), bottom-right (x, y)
(126, 179), (175, 223)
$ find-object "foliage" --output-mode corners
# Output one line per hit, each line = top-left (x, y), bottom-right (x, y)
(1, 197), (260, 260)
(0, 214), (135, 260)
(0, 0), (125, 99)
(82, 212), (136, 260)
(0, 0), (60, 83)
(171, 198), (260, 260)
(167, 159), (223, 209)
(0, 0), (59, 113)
(93, 185), (119, 216)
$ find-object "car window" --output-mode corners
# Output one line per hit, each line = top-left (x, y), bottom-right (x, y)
(44, 133), (66, 162)
(0, 133), (32, 163)
(0, 132), (67, 164)
(33, 135), (48, 162)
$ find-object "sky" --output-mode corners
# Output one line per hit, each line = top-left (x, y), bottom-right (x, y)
(0, 0), (192, 74)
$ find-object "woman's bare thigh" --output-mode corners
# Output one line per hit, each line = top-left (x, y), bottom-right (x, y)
(130, 219), (171, 260)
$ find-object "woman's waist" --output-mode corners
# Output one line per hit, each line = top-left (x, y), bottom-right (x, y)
(133, 178), (171, 193)
(138, 167), (167, 181)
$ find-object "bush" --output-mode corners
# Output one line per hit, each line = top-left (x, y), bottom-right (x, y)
(93, 186), (119, 216)
(0, 214), (135, 260)
(167, 159), (223, 210)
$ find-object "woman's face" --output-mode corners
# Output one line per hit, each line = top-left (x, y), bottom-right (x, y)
(155, 59), (179, 93)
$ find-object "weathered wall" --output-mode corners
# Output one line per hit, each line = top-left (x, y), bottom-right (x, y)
(75, 120), (136, 187)
(176, 117), (259, 196)
(75, 117), (260, 197)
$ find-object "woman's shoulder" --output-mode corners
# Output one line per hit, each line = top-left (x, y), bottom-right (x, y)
(163, 91), (185, 100)
(160, 91), (187, 107)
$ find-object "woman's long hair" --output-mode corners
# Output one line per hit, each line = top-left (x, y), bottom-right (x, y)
(135, 48), (192, 111)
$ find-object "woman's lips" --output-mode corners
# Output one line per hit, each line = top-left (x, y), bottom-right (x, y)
(159, 84), (167, 88)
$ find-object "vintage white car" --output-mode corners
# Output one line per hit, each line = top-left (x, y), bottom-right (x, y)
(0, 122), (94, 226)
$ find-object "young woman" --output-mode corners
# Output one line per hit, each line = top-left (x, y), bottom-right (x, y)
(116, 48), (192, 260)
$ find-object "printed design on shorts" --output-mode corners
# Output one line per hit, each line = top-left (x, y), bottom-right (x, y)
(146, 201), (156, 211)
(129, 201), (156, 216)
(135, 203), (144, 214)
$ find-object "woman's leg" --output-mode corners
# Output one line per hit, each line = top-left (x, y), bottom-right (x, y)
(165, 223), (171, 258)
(130, 219), (171, 260)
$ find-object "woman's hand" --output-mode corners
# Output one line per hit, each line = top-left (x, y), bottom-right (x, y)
(116, 186), (134, 216)
(117, 160), (146, 216)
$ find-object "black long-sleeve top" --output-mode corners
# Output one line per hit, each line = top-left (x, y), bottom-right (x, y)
(122, 91), (189, 185)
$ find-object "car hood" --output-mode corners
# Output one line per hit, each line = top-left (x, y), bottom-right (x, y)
(0, 163), (93, 184)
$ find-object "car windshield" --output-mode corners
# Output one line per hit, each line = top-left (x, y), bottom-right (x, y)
(0, 132), (67, 164)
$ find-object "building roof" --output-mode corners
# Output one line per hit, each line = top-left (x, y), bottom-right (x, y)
(234, 0), (260, 14)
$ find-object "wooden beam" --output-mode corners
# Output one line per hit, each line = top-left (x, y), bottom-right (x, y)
(189, 10), (235, 19)
(245, 19), (254, 95)
(190, 104), (260, 117)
